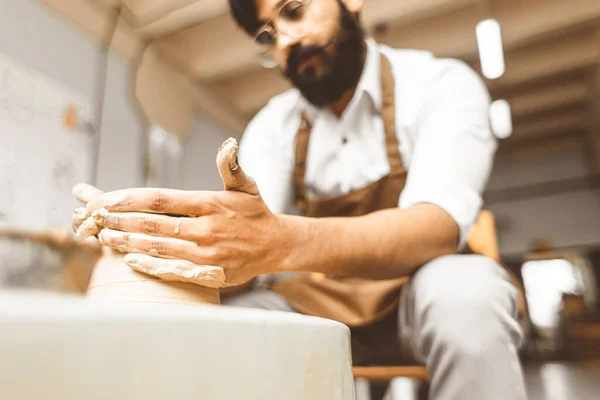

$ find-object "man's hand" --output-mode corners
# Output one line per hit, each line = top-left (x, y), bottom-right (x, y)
(72, 183), (105, 246)
(80, 138), (289, 287)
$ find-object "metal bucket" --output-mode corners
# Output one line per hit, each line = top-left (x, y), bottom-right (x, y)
(0, 228), (101, 294)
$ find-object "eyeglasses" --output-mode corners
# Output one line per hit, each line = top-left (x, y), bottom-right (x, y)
(254, 0), (314, 68)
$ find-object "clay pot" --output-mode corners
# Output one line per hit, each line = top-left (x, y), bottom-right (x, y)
(86, 248), (220, 306)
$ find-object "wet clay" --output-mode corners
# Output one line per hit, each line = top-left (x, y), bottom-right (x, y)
(84, 214), (220, 305)
(82, 137), (249, 305)
(87, 248), (220, 305)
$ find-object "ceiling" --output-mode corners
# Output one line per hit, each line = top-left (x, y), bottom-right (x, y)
(38, 0), (600, 172)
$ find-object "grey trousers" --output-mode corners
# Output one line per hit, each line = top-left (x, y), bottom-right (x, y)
(222, 255), (527, 400)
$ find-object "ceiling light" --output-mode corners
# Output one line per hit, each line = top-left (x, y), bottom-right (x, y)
(476, 19), (506, 80)
(489, 99), (512, 139)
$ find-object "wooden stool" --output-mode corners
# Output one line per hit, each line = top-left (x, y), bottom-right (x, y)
(351, 211), (509, 400)
(353, 366), (427, 400)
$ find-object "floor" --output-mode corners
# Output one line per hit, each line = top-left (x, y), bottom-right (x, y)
(523, 361), (600, 400)
(368, 361), (600, 399)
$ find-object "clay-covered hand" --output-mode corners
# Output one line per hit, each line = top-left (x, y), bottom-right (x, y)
(71, 183), (105, 246)
(86, 138), (288, 288)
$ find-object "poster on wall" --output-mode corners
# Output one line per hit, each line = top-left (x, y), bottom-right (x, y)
(0, 51), (95, 231)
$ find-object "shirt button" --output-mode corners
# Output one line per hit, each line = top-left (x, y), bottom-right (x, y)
(342, 137), (348, 145)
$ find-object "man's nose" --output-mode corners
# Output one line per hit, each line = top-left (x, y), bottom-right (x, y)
(276, 32), (300, 53)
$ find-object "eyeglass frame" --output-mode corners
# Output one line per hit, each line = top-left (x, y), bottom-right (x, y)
(253, 0), (314, 68)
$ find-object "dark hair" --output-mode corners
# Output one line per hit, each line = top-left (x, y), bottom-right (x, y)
(228, 0), (261, 36)
(228, 1), (361, 37)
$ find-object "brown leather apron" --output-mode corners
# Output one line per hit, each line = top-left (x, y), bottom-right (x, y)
(271, 53), (411, 328)
(271, 53), (527, 335)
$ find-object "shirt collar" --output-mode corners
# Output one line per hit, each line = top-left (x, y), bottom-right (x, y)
(299, 37), (383, 120)
(356, 37), (383, 112)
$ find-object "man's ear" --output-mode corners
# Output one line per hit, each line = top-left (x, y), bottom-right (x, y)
(342, 0), (363, 14)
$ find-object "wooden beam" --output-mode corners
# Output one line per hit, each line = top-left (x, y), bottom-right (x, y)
(506, 80), (590, 120)
(361, 0), (476, 32)
(494, 107), (587, 162)
(496, 131), (584, 160)
(219, 72), (593, 124)
(89, 0), (222, 32)
(378, 0), (600, 61)
(120, 0), (199, 27)
(147, 47), (250, 136)
(218, 14), (600, 116)
(507, 107), (589, 144)
(37, 0), (248, 137)
(135, 0), (229, 38)
(154, 13), (254, 82)
(490, 69), (590, 101)
(480, 28), (600, 91)
(36, 0), (144, 62)
(117, 0), (476, 40)
(155, 0), (479, 82)
(484, 173), (600, 204)
(587, 48), (600, 174)
(214, 69), (291, 116)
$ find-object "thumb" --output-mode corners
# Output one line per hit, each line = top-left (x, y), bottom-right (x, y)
(216, 138), (258, 195)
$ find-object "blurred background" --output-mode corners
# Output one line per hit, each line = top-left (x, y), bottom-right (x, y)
(1, 0), (600, 399)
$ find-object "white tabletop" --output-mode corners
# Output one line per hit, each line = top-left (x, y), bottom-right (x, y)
(0, 291), (355, 400)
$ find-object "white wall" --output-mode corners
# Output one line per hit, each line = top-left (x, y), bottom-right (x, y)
(181, 118), (232, 191)
(2, 0), (233, 195)
(0, 0), (145, 192)
(488, 141), (600, 257)
(96, 55), (146, 191)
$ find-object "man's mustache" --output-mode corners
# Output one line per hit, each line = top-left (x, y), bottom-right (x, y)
(286, 44), (327, 75)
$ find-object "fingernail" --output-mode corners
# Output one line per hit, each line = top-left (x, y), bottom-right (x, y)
(231, 156), (240, 171)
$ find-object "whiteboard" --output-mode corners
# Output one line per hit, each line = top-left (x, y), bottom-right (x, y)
(0, 52), (95, 231)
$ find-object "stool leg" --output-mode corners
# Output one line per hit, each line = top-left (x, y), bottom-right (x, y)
(354, 377), (371, 400)
(382, 377), (420, 400)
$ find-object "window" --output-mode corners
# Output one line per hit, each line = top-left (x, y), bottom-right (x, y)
(522, 258), (583, 329)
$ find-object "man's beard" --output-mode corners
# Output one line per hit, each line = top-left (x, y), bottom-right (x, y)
(284, 2), (364, 108)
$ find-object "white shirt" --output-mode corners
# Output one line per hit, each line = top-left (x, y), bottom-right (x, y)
(238, 38), (496, 249)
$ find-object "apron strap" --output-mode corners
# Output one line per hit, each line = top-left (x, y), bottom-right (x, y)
(379, 54), (405, 176)
(294, 113), (311, 212)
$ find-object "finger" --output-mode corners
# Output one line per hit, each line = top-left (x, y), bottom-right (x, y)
(124, 254), (227, 288)
(75, 217), (101, 240)
(93, 209), (199, 240)
(87, 188), (213, 216)
(84, 235), (101, 247)
(217, 138), (258, 195)
(72, 183), (104, 204)
(98, 229), (209, 263)
(75, 235), (101, 251)
(72, 207), (90, 233)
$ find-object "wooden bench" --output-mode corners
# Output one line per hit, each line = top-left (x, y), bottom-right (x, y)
(352, 210), (510, 400)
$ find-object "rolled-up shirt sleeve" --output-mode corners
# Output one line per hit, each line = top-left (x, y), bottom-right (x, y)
(398, 60), (497, 250)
